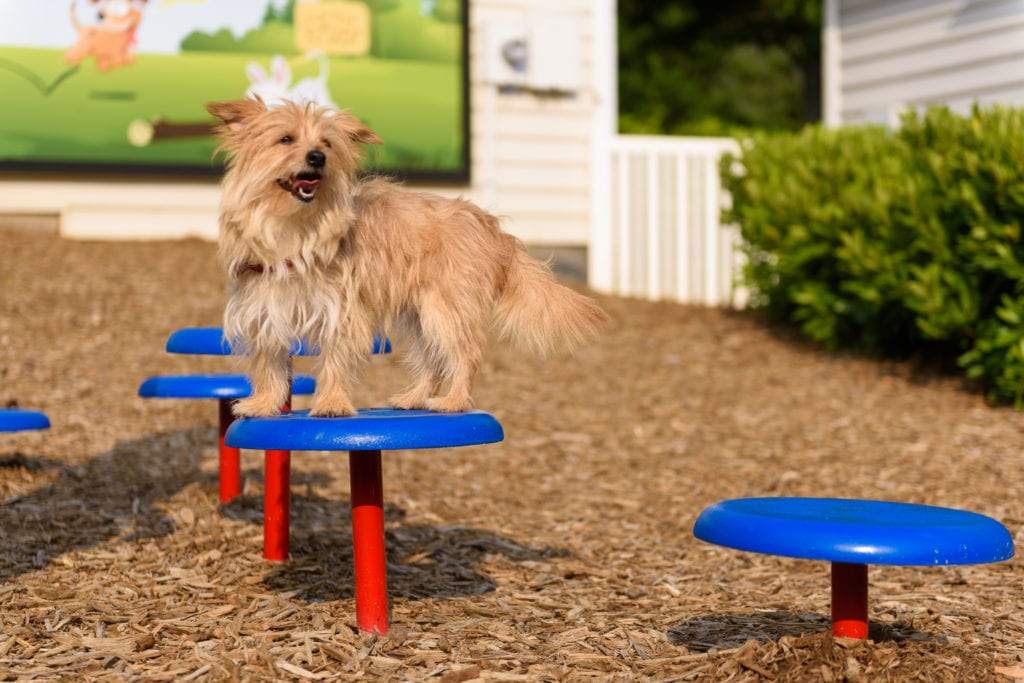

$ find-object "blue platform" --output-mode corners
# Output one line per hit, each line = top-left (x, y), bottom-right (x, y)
(226, 408), (504, 452)
(166, 327), (391, 356)
(138, 374), (316, 400)
(0, 409), (50, 433)
(693, 497), (1014, 566)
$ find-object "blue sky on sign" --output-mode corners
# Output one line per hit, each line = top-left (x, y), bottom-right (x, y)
(0, 0), (291, 54)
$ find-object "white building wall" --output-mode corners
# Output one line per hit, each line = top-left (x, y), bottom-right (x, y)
(469, 0), (599, 245)
(0, 0), (609, 247)
(835, 0), (1024, 125)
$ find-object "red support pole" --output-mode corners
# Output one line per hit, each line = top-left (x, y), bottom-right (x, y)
(217, 399), (242, 503)
(263, 448), (291, 561)
(263, 383), (293, 562)
(831, 562), (869, 639)
(350, 450), (388, 634)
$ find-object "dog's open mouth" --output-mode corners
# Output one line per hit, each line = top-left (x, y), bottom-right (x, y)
(278, 172), (322, 203)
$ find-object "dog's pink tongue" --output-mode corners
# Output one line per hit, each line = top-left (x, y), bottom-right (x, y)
(294, 179), (320, 191)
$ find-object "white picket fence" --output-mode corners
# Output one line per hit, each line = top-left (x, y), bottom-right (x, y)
(589, 134), (746, 306)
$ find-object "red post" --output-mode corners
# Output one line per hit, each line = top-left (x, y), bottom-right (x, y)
(218, 399), (242, 503)
(263, 384), (293, 562)
(350, 450), (388, 634)
(263, 449), (291, 561)
(831, 562), (869, 639)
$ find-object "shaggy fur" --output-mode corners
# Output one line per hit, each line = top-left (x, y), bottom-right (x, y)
(207, 97), (607, 417)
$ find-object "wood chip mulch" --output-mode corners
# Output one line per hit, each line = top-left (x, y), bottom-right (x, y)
(1, 230), (1023, 681)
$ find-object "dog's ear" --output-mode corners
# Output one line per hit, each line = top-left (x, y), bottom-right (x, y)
(205, 97), (265, 133)
(332, 110), (382, 145)
(349, 124), (382, 145)
(343, 120), (382, 146)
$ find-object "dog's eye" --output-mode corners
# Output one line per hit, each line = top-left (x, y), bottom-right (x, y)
(279, 135), (294, 145)
(322, 138), (332, 149)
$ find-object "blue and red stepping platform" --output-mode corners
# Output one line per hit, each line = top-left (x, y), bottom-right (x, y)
(140, 327), (390, 506)
(138, 374), (316, 400)
(0, 409), (50, 433)
(694, 497), (1014, 639)
(226, 408), (504, 635)
(166, 326), (391, 356)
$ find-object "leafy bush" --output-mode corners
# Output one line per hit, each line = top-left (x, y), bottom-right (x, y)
(722, 106), (1024, 404)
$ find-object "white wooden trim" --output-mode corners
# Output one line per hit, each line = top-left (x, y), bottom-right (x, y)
(645, 154), (660, 299)
(616, 153), (631, 295)
(674, 155), (689, 301)
(823, 0), (843, 128)
(703, 155), (719, 305)
(587, 0), (617, 291)
(610, 135), (740, 153)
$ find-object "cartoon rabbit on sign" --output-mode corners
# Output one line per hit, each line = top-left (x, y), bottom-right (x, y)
(245, 53), (337, 109)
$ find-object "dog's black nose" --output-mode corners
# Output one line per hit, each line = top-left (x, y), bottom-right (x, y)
(306, 150), (326, 168)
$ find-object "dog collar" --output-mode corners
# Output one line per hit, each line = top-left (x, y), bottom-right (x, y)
(236, 260), (294, 276)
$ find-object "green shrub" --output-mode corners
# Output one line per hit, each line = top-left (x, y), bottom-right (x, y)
(722, 106), (1024, 404)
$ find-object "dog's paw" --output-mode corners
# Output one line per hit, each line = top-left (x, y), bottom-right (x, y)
(310, 398), (358, 418)
(233, 396), (282, 417)
(424, 396), (472, 413)
(388, 392), (430, 411)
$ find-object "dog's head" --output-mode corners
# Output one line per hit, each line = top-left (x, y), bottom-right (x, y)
(206, 97), (381, 216)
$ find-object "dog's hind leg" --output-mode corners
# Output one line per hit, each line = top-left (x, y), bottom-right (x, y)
(234, 345), (291, 417)
(418, 293), (485, 414)
(310, 319), (372, 417)
(389, 332), (442, 410)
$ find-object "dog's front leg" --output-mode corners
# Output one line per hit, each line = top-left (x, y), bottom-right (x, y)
(234, 345), (291, 417)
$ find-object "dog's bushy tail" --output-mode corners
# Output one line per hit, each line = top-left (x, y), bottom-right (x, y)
(493, 238), (608, 356)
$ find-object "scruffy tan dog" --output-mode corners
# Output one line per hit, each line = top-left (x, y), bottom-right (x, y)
(207, 97), (606, 417)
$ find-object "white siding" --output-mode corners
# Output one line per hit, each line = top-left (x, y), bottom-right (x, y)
(837, 0), (1024, 124)
(0, 0), (606, 247)
(458, 0), (597, 245)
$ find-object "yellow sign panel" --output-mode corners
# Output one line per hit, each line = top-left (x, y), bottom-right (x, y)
(295, 1), (372, 56)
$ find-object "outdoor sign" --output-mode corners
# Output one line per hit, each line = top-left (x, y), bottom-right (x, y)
(0, 0), (469, 179)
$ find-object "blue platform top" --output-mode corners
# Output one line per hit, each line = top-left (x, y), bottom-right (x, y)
(0, 409), (50, 433)
(138, 374), (316, 400)
(226, 408), (504, 452)
(693, 497), (1014, 567)
(165, 327), (391, 357)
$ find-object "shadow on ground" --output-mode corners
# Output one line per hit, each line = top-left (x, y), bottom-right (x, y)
(0, 431), (567, 603)
(720, 308), (976, 393)
(668, 611), (936, 652)
(247, 494), (568, 601)
(218, 465), (569, 602)
(0, 428), (209, 580)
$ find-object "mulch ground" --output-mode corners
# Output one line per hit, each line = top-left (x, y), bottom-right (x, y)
(1, 230), (1023, 681)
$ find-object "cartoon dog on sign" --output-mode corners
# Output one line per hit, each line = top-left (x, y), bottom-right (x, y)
(65, 0), (148, 72)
